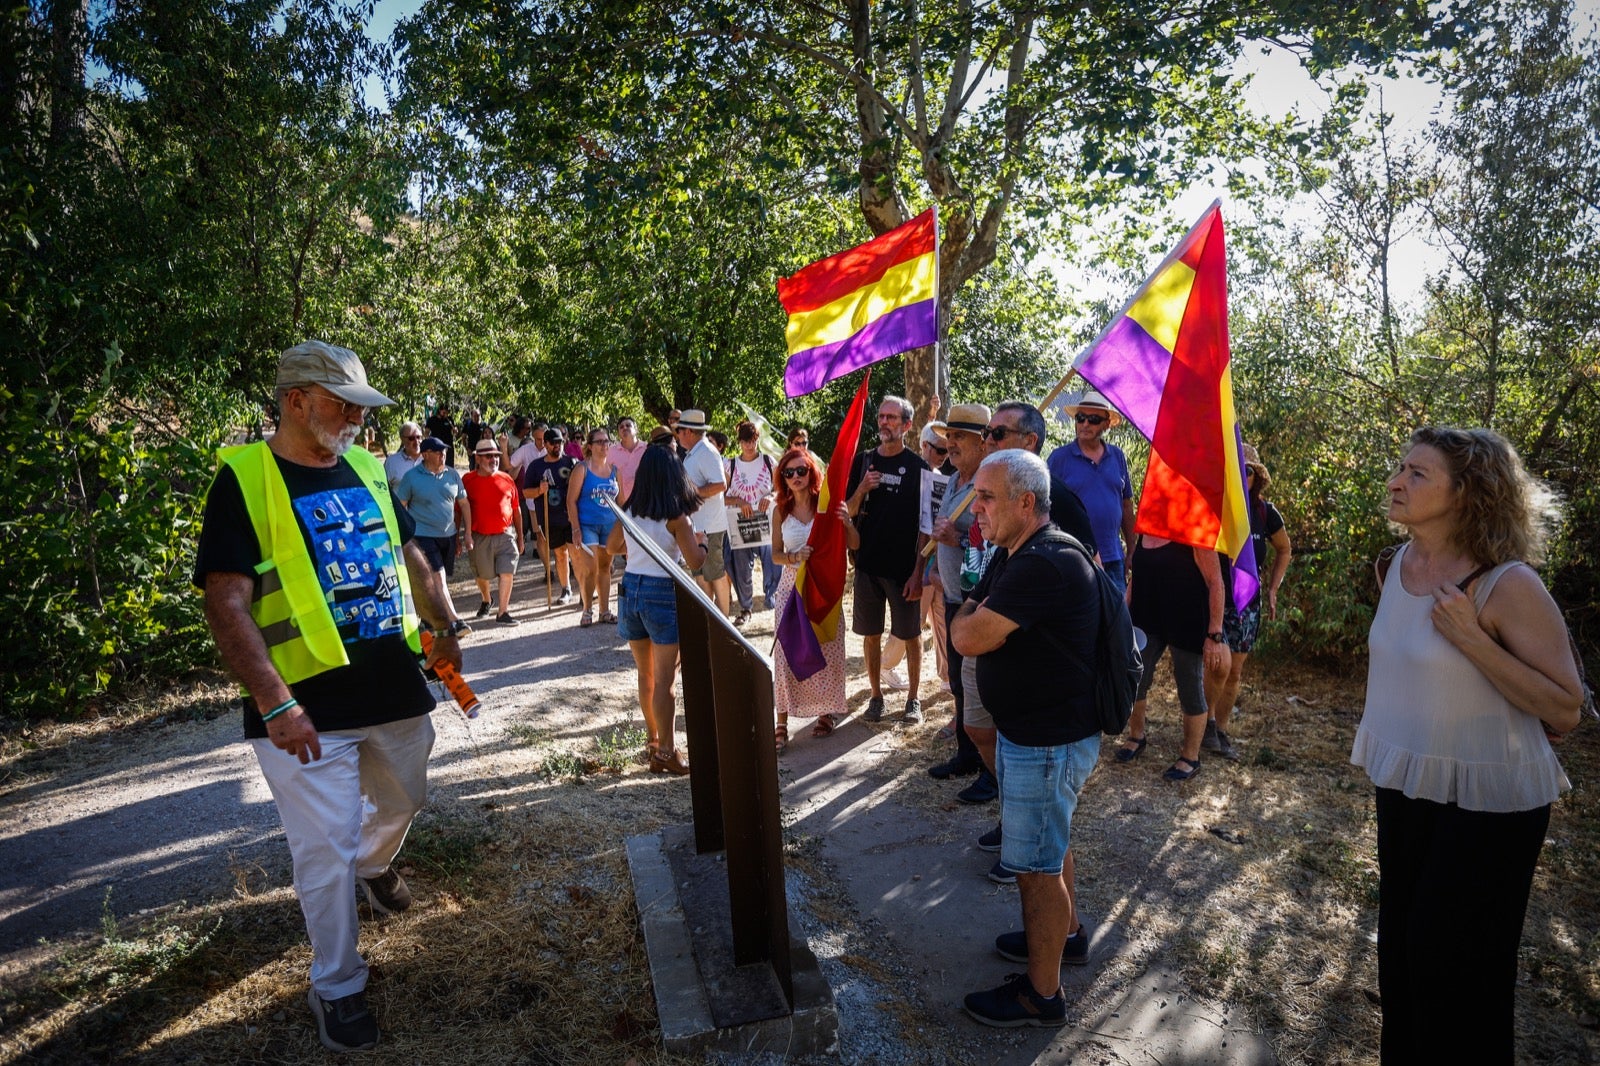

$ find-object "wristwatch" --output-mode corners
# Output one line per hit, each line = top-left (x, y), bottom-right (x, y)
(1207, 631), (1227, 645)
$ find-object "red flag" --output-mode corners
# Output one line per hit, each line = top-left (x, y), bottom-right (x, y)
(801, 372), (871, 635)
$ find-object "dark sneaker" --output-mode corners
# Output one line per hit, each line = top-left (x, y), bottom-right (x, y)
(958, 769), (998, 804)
(1213, 728), (1240, 762)
(995, 924), (1090, 966)
(474, 601), (492, 619)
(963, 972), (1066, 1028)
(307, 988), (379, 1051)
(977, 823), (1002, 852)
(1201, 718), (1222, 752)
(929, 753), (980, 779)
(864, 696), (885, 722)
(554, 588), (573, 607)
(496, 612), (518, 626)
(450, 618), (473, 637)
(987, 860), (1018, 885)
(903, 698), (922, 724)
(360, 867), (412, 916)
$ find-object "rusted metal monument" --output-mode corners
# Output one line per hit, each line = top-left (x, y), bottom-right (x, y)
(610, 501), (838, 1056)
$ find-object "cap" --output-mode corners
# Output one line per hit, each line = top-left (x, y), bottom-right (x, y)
(419, 437), (447, 453)
(275, 340), (394, 407)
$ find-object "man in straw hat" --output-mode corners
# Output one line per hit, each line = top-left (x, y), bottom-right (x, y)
(675, 408), (733, 616)
(195, 340), (464, 1052)
(1046, 388), (1136, 593)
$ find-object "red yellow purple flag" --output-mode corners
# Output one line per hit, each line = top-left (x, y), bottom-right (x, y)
(777, 211), (938, 397)
(775, 372), (872, 680)
(1071, 201), (1258, 608)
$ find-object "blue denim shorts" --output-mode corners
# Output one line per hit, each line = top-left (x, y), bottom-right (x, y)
(996, 734), (1101, 874)
(580, 518), (616, 547)
(618, 572), (679, 645)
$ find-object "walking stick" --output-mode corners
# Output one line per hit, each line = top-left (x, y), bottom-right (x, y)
(543, 492), (553, 608)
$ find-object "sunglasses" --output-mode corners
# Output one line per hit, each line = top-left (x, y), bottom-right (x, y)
(928, 444), (948, 455)
(781, 466), (811, 480)
(981, 425), (1022, 441)
(1074, 412), (1108, 426)
(401, 434), (421, 442)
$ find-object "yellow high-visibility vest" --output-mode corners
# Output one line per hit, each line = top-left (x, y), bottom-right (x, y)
(215, 441), (421, 684)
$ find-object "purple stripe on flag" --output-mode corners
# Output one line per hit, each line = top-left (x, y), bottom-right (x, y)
(1230, 424), (1260, 610)
(776, 586), (827, 682)
(784, 298), (938, 398)
(1077, 316), (1173, 440)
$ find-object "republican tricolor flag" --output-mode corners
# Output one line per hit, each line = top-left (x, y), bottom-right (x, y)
(1071, 201), (1258, 609)
(777, 210), (939, 398)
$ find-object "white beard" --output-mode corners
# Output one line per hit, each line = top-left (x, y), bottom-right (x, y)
(314, 423), (358, 456)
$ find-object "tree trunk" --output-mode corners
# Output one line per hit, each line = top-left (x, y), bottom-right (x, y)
(47, 0), (87, 157)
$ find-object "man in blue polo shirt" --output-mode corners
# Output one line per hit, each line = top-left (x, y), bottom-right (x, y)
(1045, 389), (1135, 592)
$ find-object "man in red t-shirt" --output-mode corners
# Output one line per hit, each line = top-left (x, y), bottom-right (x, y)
(462, 438), (524, 623)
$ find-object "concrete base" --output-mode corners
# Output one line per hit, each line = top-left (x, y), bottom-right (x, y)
(626, 826), (839, 1058)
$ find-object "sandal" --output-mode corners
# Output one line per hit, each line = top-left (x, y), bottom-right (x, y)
(649, 747), (690, 776)
(599, 610), (618, 624)
(1114, 736), (1148, 763)
(936, 719), (957, 741)
(579, 609), (594, 628)
(1162, 756), (1202, 782)
(812, 713), (837, 738)
(775, 721), (788, 753)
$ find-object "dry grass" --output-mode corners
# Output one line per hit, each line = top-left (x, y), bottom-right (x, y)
(2, 657), (1598, 1065)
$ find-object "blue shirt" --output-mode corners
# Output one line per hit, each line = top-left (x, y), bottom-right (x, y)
(395, 464), (467, 538)
(1046, 440), (1132, 563)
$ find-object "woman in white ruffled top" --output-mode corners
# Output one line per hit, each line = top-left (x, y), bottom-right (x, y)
(1352, 426), (1585, 1064)
(770, 446), (857, 752)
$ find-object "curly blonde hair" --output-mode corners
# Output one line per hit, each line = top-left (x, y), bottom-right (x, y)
(1408, 426), (1560, 566)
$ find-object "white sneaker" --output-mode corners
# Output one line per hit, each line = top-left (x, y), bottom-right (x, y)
(885, 667), (910, 691)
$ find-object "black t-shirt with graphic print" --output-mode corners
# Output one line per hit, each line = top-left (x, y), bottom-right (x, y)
(846, 447), (929, 583)
(193, 452), (434, 739)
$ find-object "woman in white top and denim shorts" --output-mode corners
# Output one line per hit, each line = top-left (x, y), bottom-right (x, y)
(1351, 426), (1584, 1064)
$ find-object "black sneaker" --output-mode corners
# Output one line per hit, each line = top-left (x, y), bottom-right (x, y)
(496, 612), (518, 626)
(474, 601), (492, 619)
(307, 988), (379, 1051)
(987, 860), (1018, 885)
(959, 769), (998, 804)
(929, 753), (981, 779)
(1214, 728), (1240, 761)
(977, 823), (1002, 852)
(903, 698), (922, 724)
(360, 867), (412, 916)
(864, 696), (885, 722)
(1201, 718), (1222, 752)
(963, 972), (1066, 1028)
(995, 924), (1090, 966)
(450, 618), (473, 638)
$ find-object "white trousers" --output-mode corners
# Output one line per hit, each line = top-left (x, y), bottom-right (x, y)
(252, 714), (435, 999)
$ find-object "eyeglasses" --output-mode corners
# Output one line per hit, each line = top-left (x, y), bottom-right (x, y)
(928, 444), (948, 455)
(982, 425), (1021, 441)
(300, 388), (367, 419)
(590, 438), (611, 445)
(1074, 412), (1108, 426)
(781, 467), (810, 480)
(401, 434), (421, 442)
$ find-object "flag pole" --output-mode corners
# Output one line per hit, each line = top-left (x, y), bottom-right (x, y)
(543, 493), (553, 609)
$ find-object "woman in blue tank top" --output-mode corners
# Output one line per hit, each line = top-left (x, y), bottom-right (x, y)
(567, 428), (622, 627)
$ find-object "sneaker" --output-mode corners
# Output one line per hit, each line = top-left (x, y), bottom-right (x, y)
(449, 618), (473, 637)
(864, 696), (885, 722)
(963, 972), (1066, 1028)
(995, 925), (1090, 966)
(734, 608), (751, 627)
(1201, 718), (1222, 752)
(497, 612), (518, 626)
(958, 769), (998, 804)
(977, 824), (1002, 852)
(474, 601), (492, 619)
(903, 698), (922, 724)
(307, 988), (379, 1051)
(928, 753), (980, 779)
(1214, 728), (1240, 761)
(987, 860), (1018, 885)
(884, 667), (910, 691)
(360, 867), (413, 916)
(554, 588), (573, 607)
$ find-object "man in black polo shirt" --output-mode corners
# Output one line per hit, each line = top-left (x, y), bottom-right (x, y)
(951, 449), (1101, 1028)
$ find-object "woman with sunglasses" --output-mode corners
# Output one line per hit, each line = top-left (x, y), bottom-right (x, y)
(725, 420), (781, 626)
(770, 448), (858, 751)
(567, 427), (621, 626)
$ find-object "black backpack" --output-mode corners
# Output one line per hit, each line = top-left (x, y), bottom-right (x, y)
(1027, 529), (1143, 736)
